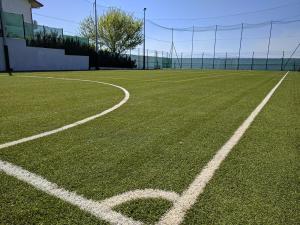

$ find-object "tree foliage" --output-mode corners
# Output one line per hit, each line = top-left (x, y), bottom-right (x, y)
(79, 9), (143, 54)
(79, 16), (96, 46)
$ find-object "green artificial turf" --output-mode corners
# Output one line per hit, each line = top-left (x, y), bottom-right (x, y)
(0, 70), (298, 224)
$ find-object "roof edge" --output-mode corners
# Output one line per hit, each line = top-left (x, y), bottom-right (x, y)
(29, 0), (44, 8)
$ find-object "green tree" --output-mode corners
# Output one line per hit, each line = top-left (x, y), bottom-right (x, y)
(79, 9), (143, 54)
(79, 16), (96, 46)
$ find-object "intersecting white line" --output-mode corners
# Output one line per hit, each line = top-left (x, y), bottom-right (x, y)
(157, 71), (289, 225)
(0, 72), (289, 225)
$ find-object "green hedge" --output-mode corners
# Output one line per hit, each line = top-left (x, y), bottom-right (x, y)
(26, 34), (136, 69)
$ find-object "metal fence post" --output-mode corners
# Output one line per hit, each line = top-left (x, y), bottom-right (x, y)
(212, 25), (218, 69)
(191, 25), (194, 69)
(280, 51), (284, 71)
(251, 51), (255, 70)
(237, 23), (244, 70)
(201, 52), (204, 69)
(161, 51), (164, 69)
(155, 50), (158, 69)
(294, 60), (296, 71)
(266, 21), (273, 70)
(181, 52), (183, 69)
(171, 28), (174, 69)
(167, 52), (169, 68)
(147, 49), (149, 69)
(225, 52), (227, 70)
(138, 48), (140, 69)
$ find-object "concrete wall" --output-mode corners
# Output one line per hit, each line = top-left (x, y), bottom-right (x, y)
(3, 38), (89, 71)
(1, 0), (33, 23)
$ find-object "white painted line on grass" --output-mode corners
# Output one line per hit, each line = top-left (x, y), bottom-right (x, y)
(0, 72), (289, 225)
(100, 189), (180, 208)
(0, 157), (181, 224)
(0, 76), (130, 150)
(164, 74), (230, 83)
(0, 160), (142, 225)
(157, 71), (289, 225)
(143, 74), (228, 83)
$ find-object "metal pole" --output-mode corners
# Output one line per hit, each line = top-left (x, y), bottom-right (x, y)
(162, 51), (164, 69)
(282, 42), (300, 70)
(181, 52), (183, 69)
(212, 25), (218, 69)
(167, 52), (169, 68)
(280, 50), (284, 71)
(201, 52), (204, 69)
(146, 49), (148, 69)
(143, 8), (146, 70)
(155, 50), (158, 69)
(94, 0), (99, 70)
(237, 23), (244, 70)
(251, 51), (255, 70)
(171, 28), (174, 69)
(266, 21), (273, 70)
(138, 48), (140, 69)
(191, 25), (194, 69)
(225, 52), (227, 70)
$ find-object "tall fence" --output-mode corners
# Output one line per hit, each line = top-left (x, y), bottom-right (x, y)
(0, 11), (88, 46)
(129, 49), (300, 71)
(127, 48), (300, 71)
(127, 18), (300, 71)
(1, 8), (299, 71)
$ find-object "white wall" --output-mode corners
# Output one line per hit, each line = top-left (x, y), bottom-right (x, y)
(4, 38), (89, 71)
(1, 0), (32, 23)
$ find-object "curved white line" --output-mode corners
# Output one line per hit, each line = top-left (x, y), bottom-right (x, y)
(0, 76), (130, 150)
(100, 189), (180, 208)
(0, 159), (142, 225)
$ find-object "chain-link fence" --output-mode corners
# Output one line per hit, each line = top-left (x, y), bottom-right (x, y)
(126, 48), (300, 71)
(127, 18), (300, 71)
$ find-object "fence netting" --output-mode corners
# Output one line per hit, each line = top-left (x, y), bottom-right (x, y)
(126, 17), (300, 71)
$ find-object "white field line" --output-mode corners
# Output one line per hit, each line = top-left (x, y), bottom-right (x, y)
(100, 189), (180, 208)
(0, 160), (142, 225)
(0, 72), (289, 225)
(143, 74), (227, 83)
(157, 71), (289, 225)
(0, 76), (130, 150)
(162, 74), (229, 83)
(0, 157), (180, 224)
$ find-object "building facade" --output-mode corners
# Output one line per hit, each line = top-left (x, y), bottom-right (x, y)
(0, 0), (89, 72)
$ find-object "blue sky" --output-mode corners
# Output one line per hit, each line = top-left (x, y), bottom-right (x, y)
(33, 0), (300, 57)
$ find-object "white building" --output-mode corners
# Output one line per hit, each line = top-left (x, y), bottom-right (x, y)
(1, 0), (43, 23)
(0, 0), (89, 72)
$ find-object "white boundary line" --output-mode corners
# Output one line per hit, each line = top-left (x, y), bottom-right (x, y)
(0, 72), (289, 225)
(0, 160), (142, 225)
(0, 158), (180, 225)
(157, 71), (289, 225)
(0, 76), (130, 150)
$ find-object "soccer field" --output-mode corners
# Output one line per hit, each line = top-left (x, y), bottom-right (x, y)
(0, 70), (299, 225)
